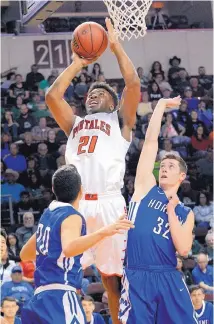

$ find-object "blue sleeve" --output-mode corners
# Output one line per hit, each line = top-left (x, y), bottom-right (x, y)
(93, 313), (105, 324)
(1, 282), (10, 300)
(208, 302), (213, 324)
(25, 283), (34, 296)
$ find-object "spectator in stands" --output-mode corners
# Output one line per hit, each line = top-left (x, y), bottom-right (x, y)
(91, 63), (103, 82)
(19, 156), (39, 188)
(203, 232), (213, 261)
(2, 111), (19, 140)
(184, 87), (200, 111)
(142, 113), (152, 137)
(190, 228), (202, 256)
(192, 253), (213, 292)
(81, 295), (105, 324)
(26, 64), (44, 91)
(123, 178), (134, 206)
(1, 72), (15, 92)
(1, 133), (12, 159)
(149, 61), (164, 80)
(45, 130), (59, 154)
(154, 73), (172, 93)
(1, 169), (25, 203)
(3, 143), (27, 173)
(17, 104), (36, 135)
(31, 117), (51, 142)
(137, 66), (149, 91)
(158, 138), (180, 160)
(198, 66), (213, 91)
(1, 265), (34, 311)
(179, 180), (198, 205)
(191, 125), (211, 153)
(0, 228), (7, 262)
(176, 68), (190, 95)
(168, 56), (182, 82)
(38, 74), (56, 96)
(0, 250), (16, 284)
(19, 132), (38, 158)
(7, 233), (21, 263)
(11, 95), (23, 120)
(190, 286), (213, 324)
(148, 81), (162, 101)
(38, 188), (53, 213)
(8, 74), (29, 104)
(187, 163), (205, 191)
(97, 73), (106, 82)
(189, 77), (205, 98)
(56, 144), (66, 168)
(190, 110), (208, 136)
(32, 101), (51, 120)
(197, 100), (213, 131)
(35, 143), (57, 185)
(16, 212), (37, 249)
(26, 173), (43, 200)
(137, 91), (152, 117)
(196, 148), (213, 180)
(193, 192), (213, 228)
(16, 191), (36, 215)
(74, 73), (89, 100)
(162, 88), (173, 99)
(176, 256), (193, 286)
(1, 160), (7, 184)
(161, 112), (189, 145)
(1, 297), (22, 324)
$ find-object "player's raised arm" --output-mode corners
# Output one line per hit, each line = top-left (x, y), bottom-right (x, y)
(134, 97), (181, 197)
(20, 233), (36, 261)
(45, 53), (97, 136)
(61, 214), (134, 257)
(105, 18), (141, 141)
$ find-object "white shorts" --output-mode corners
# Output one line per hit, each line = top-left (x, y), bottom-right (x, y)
(79, 191), (127, 276)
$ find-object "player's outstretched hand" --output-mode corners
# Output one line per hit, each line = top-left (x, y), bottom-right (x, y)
(167, 194), (179, 211)
(100, 214), (134, 237)
(72, 47), (98, 69)
(105, 17), (119, 52)
(165, 96), (182, 109)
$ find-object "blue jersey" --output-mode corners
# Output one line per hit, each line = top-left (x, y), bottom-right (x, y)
(126, 185), (191, 268)
(196, 301), (213, 324)
(35, 201), (86, 289)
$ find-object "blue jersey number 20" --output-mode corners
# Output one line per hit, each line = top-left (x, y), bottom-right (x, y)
(36, 224), (51, 255)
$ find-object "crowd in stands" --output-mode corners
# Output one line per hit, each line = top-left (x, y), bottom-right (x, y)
(1, 55), (213, 322)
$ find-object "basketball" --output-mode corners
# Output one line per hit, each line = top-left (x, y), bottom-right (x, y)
(72, 22), (108, 59)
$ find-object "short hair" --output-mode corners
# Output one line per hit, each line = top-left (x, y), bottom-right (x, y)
(20, 191), (30, 198)
(161, 154), (188, 173)
(88, 82), (119, 109)
(1, 228), (7, 240)
(189, 285), (205, 295)
(81, 295), (95, 303)
(52, 165), (81, 203)
(1, 297), (18, 306)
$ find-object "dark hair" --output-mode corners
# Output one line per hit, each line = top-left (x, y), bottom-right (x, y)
(0, 228), (7, 240)
(189, 285), (205, 295)
(20, 191), (30, 198)
(161, 154), (188, 173)
(1, 297), (18, 306)
(7, 72), (15, 80)
(81, 295), (95, 303)
(6, 233), (19, 248)
(52, 165), (81, 203)
(88, 82), (119, 109)
(196, 191), (210, 206)
(92, 63), (102, 75)
(2, 110), (15, 124)
(150, 61), (165, 78)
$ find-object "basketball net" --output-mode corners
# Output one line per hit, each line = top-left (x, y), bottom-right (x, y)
(103, 0), (153, 41)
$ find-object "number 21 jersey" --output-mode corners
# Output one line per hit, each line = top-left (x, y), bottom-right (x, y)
(65, 112), (130, 194)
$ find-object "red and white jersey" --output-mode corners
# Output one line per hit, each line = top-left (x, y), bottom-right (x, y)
(65, 111), (130, 194)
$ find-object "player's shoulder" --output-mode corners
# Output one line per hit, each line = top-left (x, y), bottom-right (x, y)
(205, 301), (214, 310)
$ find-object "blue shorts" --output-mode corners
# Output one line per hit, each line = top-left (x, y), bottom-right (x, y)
(21, 289), (86, 324)
(119, 266), (198, 324)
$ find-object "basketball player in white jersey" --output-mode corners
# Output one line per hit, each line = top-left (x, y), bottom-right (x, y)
(45, 18), (140, 324)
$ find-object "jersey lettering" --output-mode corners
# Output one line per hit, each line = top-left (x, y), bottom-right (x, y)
(36, 224), (51, 255)
(72, 119), (111, 138)
(77, 135), (98, 155)
(153, 217), (170, 240)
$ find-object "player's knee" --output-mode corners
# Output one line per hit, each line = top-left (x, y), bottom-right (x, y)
(101, 275), (120, 296)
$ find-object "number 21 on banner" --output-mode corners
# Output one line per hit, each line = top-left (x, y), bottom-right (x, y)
(77, 136), (98, 155)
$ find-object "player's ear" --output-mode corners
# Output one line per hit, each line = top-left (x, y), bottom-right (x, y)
(180, 173), (186, 183)
(109, 105), (114, 112)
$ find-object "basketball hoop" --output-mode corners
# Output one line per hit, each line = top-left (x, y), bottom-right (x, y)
(103, 0), (153, 41)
